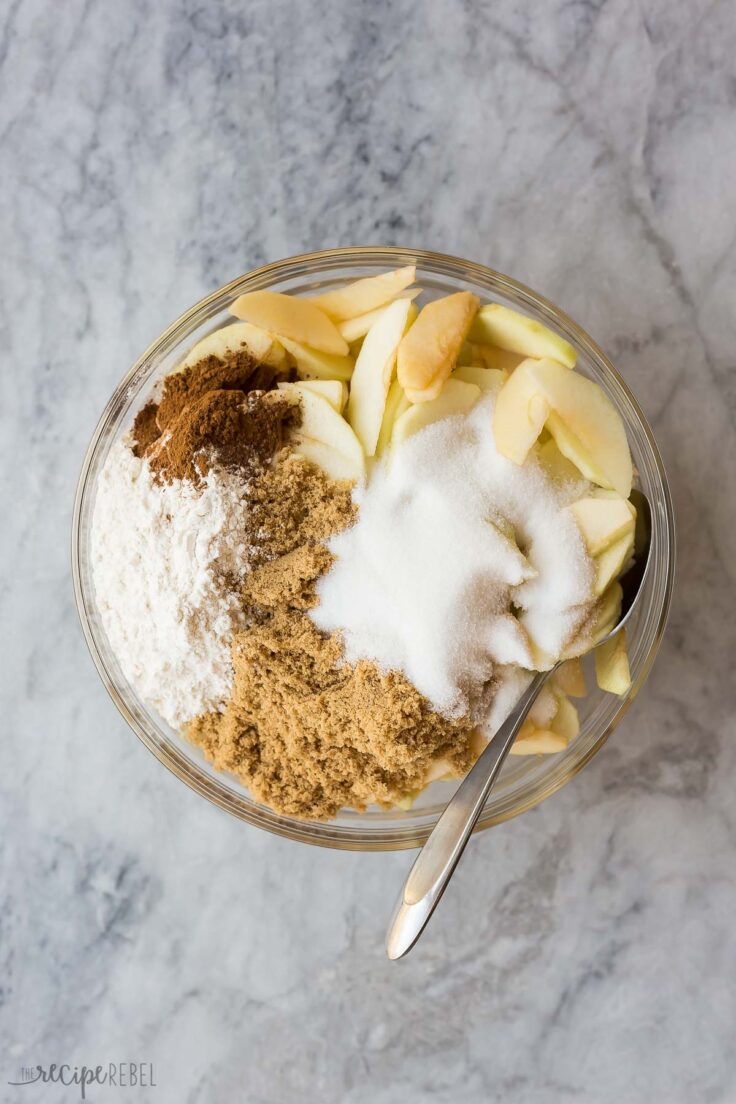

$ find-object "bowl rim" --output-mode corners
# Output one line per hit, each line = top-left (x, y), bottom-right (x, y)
(72, 245), (676, 850)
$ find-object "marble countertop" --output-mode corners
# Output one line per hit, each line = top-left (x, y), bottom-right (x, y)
(2, 1), (735, 1101)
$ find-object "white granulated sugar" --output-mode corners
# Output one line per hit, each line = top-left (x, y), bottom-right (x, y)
(91, 440), (254, 728)
(310, 394), (594, 723)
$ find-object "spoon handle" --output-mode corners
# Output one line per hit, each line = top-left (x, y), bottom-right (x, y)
(385, 668), (552, 960)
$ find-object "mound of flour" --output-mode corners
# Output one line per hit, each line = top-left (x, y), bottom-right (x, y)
(310, 394), (594, 722)
(91, 441), (254, 728)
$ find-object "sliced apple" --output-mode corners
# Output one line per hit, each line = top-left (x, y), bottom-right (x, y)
(537, 437), (585, 485)
(451, 365), (506, 392)
(397, 291), (480, 402)
(276, 336), (354, 382)
(391, 378), (481, 449)
(593, 528), (634, 595)
(525, 360), (632, 496)
(510, 718), (568, 756)
(493, 358), (551, 464)
(230, 290), (348, 355)
(569, 495), (635, 556)
(312, 265), (417, 321)
(376, 378), (410, 456)
(469, 303), (577, 368)
(595, 628), (632, 695)
(552, 657), (587, 698)
(289, 389), (365, 481)
(473, 344), (526, 373)
(550, 692), (580, 741)
(346, 297), (416, 456)
(456, 341), (481, 366)
(278, 379), (347, 414)
(181, 322), (289, 371)
(590, 582), (623, 644)
(337, 290), (421, 344)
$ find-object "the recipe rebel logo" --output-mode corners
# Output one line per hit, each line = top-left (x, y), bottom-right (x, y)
(7, 1062), (156, 1098)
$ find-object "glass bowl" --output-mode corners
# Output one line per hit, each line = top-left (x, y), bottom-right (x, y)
(72, 247), (675, 850)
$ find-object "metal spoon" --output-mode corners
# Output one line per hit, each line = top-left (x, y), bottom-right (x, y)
(386, 489), (652, 960)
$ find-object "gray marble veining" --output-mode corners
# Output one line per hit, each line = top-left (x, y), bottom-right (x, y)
(1, 0), (735, 1101)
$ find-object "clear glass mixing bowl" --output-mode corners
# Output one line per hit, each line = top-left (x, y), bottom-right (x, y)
(72, 247), (675, 850)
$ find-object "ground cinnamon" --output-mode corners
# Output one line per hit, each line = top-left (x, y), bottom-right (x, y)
(148, 389), (298, 484)
(132, 345), (293, 457)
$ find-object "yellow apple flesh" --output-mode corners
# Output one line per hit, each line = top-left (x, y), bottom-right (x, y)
(451, 364), (506, 391)
(492, 357), (552, 464)
(569, 495), (635, 556)
(391, 378), (481, 449)
(526, 359), (633, 497)
(537, 437), (586, 485)
(375, 378), (410, 456)
(593, 528), (634, 595)
(289, 389), (365, 482)
(552, 657), (587, 697)
(595, 628), (632, 695)
(469, 303), (577, 368)
(336, 290), (421, 344)
(311, 265), (416, 321)
(181, 322), (289, 371)
(473, 344), (526, 373)
(347, 297), (416, 456)
(230, 290), (349, 355)
(278, 379), (347, 414)
(397, 291), (480, 402)
(276, 336), (354, 382)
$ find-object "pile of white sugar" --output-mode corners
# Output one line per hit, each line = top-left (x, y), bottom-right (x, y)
(310, 394), (594, 724)
(91, 441), (254, 728)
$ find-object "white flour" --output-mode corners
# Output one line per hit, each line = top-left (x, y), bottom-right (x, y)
(91, 440), (254, 728)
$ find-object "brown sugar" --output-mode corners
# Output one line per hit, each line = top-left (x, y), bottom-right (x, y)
(187, 455), (473, 819)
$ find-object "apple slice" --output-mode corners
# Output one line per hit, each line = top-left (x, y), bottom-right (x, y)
(550, 692), (580, 741)
(276, 336), (354, 382)
(181, 322), (289, 371)
(473, 344), (526, 373)
(397, 291), (480, 402)
(278, 379), (347, 414)
(291, 437), (362, 482)
(469, 304), (577, 368)
(590, 582), (623, 644)
(451, 365), (506, 391)
(509, 717), (568, 756)
(552, 657), (587, 697)
(595, 628), (631, 695)
(457, 341), (481, 366)
(527, 360), (632, 497)
(593, 528), (634, 595)
(289, 389), (365, 481)
(391, 378), (481, 449)
(347, 297), (416, 456)
(569, 495), (635, 556)
(493, 358), (552, 464)
(337, 290), (421, 344)
(376, 379), (410, 457)
(312, 265), (417, 321)
(537, 437), (586, 485)
(230, 290), (348, 355)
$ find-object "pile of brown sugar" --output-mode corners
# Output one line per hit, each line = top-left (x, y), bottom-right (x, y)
(188, 454), (474, 819)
